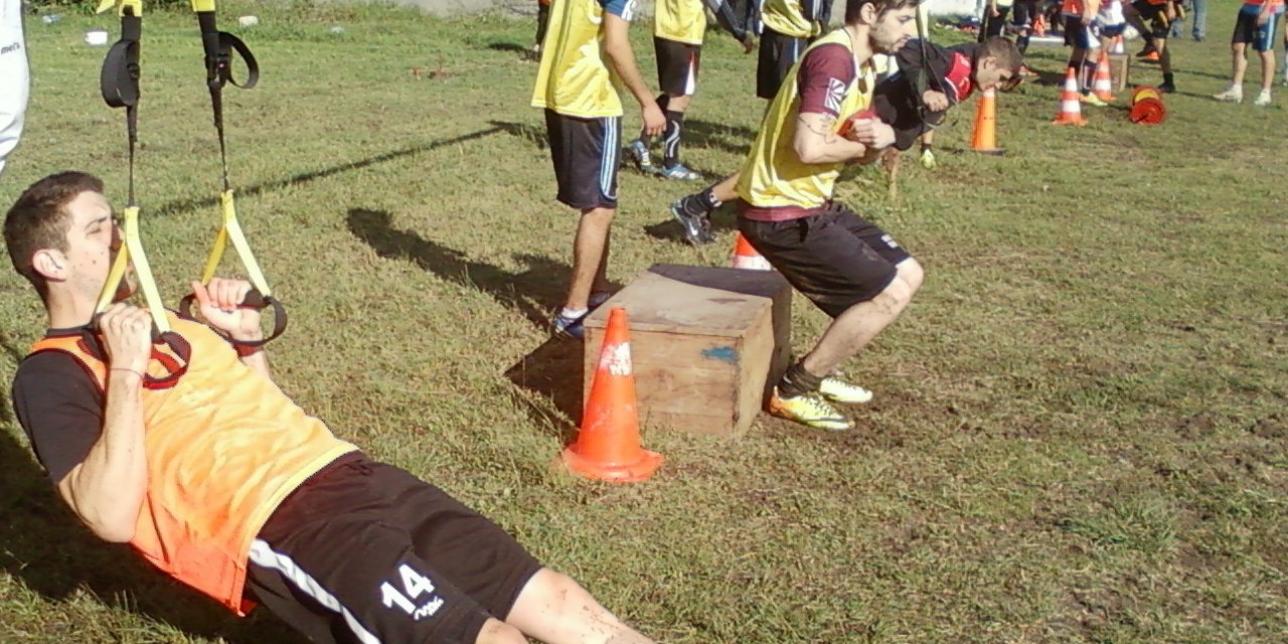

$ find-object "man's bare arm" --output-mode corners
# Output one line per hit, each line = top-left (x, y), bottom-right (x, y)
(794, 112), (872, 164)
(602, 13), (665, 135)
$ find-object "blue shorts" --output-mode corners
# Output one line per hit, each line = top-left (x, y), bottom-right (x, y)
(1064, 14), (1094, 49)
(1233, 5), (1284, 52)
(1096, 23), (1127, 38)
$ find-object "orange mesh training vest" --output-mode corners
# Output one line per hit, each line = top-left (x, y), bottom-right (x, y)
(28, 316), (357, 614)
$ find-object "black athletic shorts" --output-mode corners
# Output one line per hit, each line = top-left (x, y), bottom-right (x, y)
(1131, 0), (1171, 38)
(655, 37), (701, 96)
(980, 6), (1011, 40)
(246, 453), (543, 644)
(757, 27), (809, 100)
(1063, 15), (1094, 48)
(738, 202), (911, 318)
(544, 108), (621, 210)
(1012, 0), (1035, 27)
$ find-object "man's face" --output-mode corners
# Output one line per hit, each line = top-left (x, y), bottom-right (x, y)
(975, 57), (1017, 91)
(58, 191), (133, 304)
(871, 5), (919, 54)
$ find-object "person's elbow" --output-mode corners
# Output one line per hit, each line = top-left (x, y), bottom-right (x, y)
(794, 136), (823, 164)
(90, 517), (136, 543)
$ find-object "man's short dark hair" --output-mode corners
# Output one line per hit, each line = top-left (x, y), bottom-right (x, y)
(845, 0), (920, 24)
(4, 171), (105, 298)
(978, 36), (1024, 90)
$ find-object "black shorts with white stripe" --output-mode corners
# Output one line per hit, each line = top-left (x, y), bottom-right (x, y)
(245, 453), (542, 644)
(544, 109), (621, 211)
(654, 37), (701, 97)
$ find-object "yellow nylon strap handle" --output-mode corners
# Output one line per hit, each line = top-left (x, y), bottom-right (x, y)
(96, 0), (143, 16)
(198, 190), (273, 297)
(95, 206), (171, 333)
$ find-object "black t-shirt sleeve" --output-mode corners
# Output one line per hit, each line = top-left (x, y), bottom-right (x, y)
(12, 351), (105, 484)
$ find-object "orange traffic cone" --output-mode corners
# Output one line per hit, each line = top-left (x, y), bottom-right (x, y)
(1093, 52), (1116, 102)
(1052, 67), (1088, 126)
(731, 232), (772, 270)
(970, 88), (1003, 155)
(562, 307), (663, 483)
(1033, 14), (1046, 37)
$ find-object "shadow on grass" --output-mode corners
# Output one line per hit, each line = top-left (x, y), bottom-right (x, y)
(345, 208), (570, 329)
(489, 120), (548, 150)
(504, 336), (583, 444)
(0, 347), (303, 643)
(154, 127), (505, 217)
(682, 119), (758, 156)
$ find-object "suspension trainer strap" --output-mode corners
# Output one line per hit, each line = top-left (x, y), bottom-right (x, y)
(95, 0), (190, 389)
(179, 3), (286, 346)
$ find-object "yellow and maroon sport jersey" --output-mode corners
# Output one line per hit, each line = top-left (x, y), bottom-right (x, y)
(761, 0), (825, 39)
(655, 0), (706, 44)
(736, 28), (876, 218)
(531, 0), (639, 118)
(22, 316), (357, 614)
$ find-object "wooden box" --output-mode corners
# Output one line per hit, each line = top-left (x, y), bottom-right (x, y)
(1110, 53), (1130, 92)
(583, 264), (792, 437)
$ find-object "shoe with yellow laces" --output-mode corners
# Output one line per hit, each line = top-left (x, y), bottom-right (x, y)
(768, 388), (854, 431)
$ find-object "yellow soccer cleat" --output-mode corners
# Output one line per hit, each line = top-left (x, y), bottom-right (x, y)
(819, 376), (874, 404)
(768, 389), (854, 431)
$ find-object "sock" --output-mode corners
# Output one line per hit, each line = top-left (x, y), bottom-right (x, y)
(1163, 72), (1174, 85)
(560, 306), (588, 320)
(778, 361), (823, 399)
(662, 110), (685, 168)
(1081, 59), (1096, 92)
(678, 186), (721, 217)
(1018, 34), (1030, 54)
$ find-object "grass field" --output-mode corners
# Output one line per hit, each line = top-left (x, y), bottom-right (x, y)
(0, 1), (1284, 641)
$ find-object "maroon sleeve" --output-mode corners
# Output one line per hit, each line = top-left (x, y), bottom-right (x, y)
(796, 44), (857, 117)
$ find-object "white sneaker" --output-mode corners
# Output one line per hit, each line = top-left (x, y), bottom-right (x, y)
(1213, 86), (1243, 103)
(1254, 90), (1272, 107)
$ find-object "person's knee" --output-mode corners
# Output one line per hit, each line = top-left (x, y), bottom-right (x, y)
(581, 207), (616, 224)
(475, 618), (527, 644)
(895, 258), (925, 295)
(871, 274), (915, 316)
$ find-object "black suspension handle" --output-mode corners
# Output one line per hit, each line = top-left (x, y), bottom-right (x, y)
(87, 315), (191, 390)
(178, 288), (288, 348)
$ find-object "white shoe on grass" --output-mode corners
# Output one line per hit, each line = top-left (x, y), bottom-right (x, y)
(1212, 86), (1243, 103)
(1254, 90), (1272, 107)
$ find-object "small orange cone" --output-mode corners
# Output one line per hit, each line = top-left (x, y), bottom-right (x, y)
(562, 307), (663, 483)
(1143, 50), (1160, 62)
(1033, 14), (1046, 37)
(731, 232), (772, 270)
(970, 88), (1003, 155)
(1111, 34), (1126, 55)
(1093, 52), (1116, 102)
(1052, 67), (1088, 126)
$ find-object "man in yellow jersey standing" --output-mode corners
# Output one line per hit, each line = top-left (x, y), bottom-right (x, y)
(6, 173), (654, 644)
(532, 0), (665, 338)
(736, 0), (925, 431)
(626, 0), (756, 182)
(759, 0), (833, 99)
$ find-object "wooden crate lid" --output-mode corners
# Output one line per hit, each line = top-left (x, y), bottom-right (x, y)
(584, 264), (789, 337)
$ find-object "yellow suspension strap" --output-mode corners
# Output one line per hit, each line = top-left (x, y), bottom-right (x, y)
(94, 0), (191, 389)
(178, 0), (286, 347)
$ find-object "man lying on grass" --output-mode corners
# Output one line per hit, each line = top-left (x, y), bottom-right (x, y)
(4, 171), (654, 644)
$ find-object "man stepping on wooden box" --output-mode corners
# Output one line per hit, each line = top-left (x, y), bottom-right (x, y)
(734, 0), (926, 431)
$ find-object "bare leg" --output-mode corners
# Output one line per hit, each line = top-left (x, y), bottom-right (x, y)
(799, 258), (924, 376)
(567, 207), (614, 311)
(592, 224), (612, 294)
(709, 172), (740, 203)
(476, 618), (528, 644)
(1232, 42), (1248, 85)
(505, 568), (653, 644)
(1259, 48), (1276, 92)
